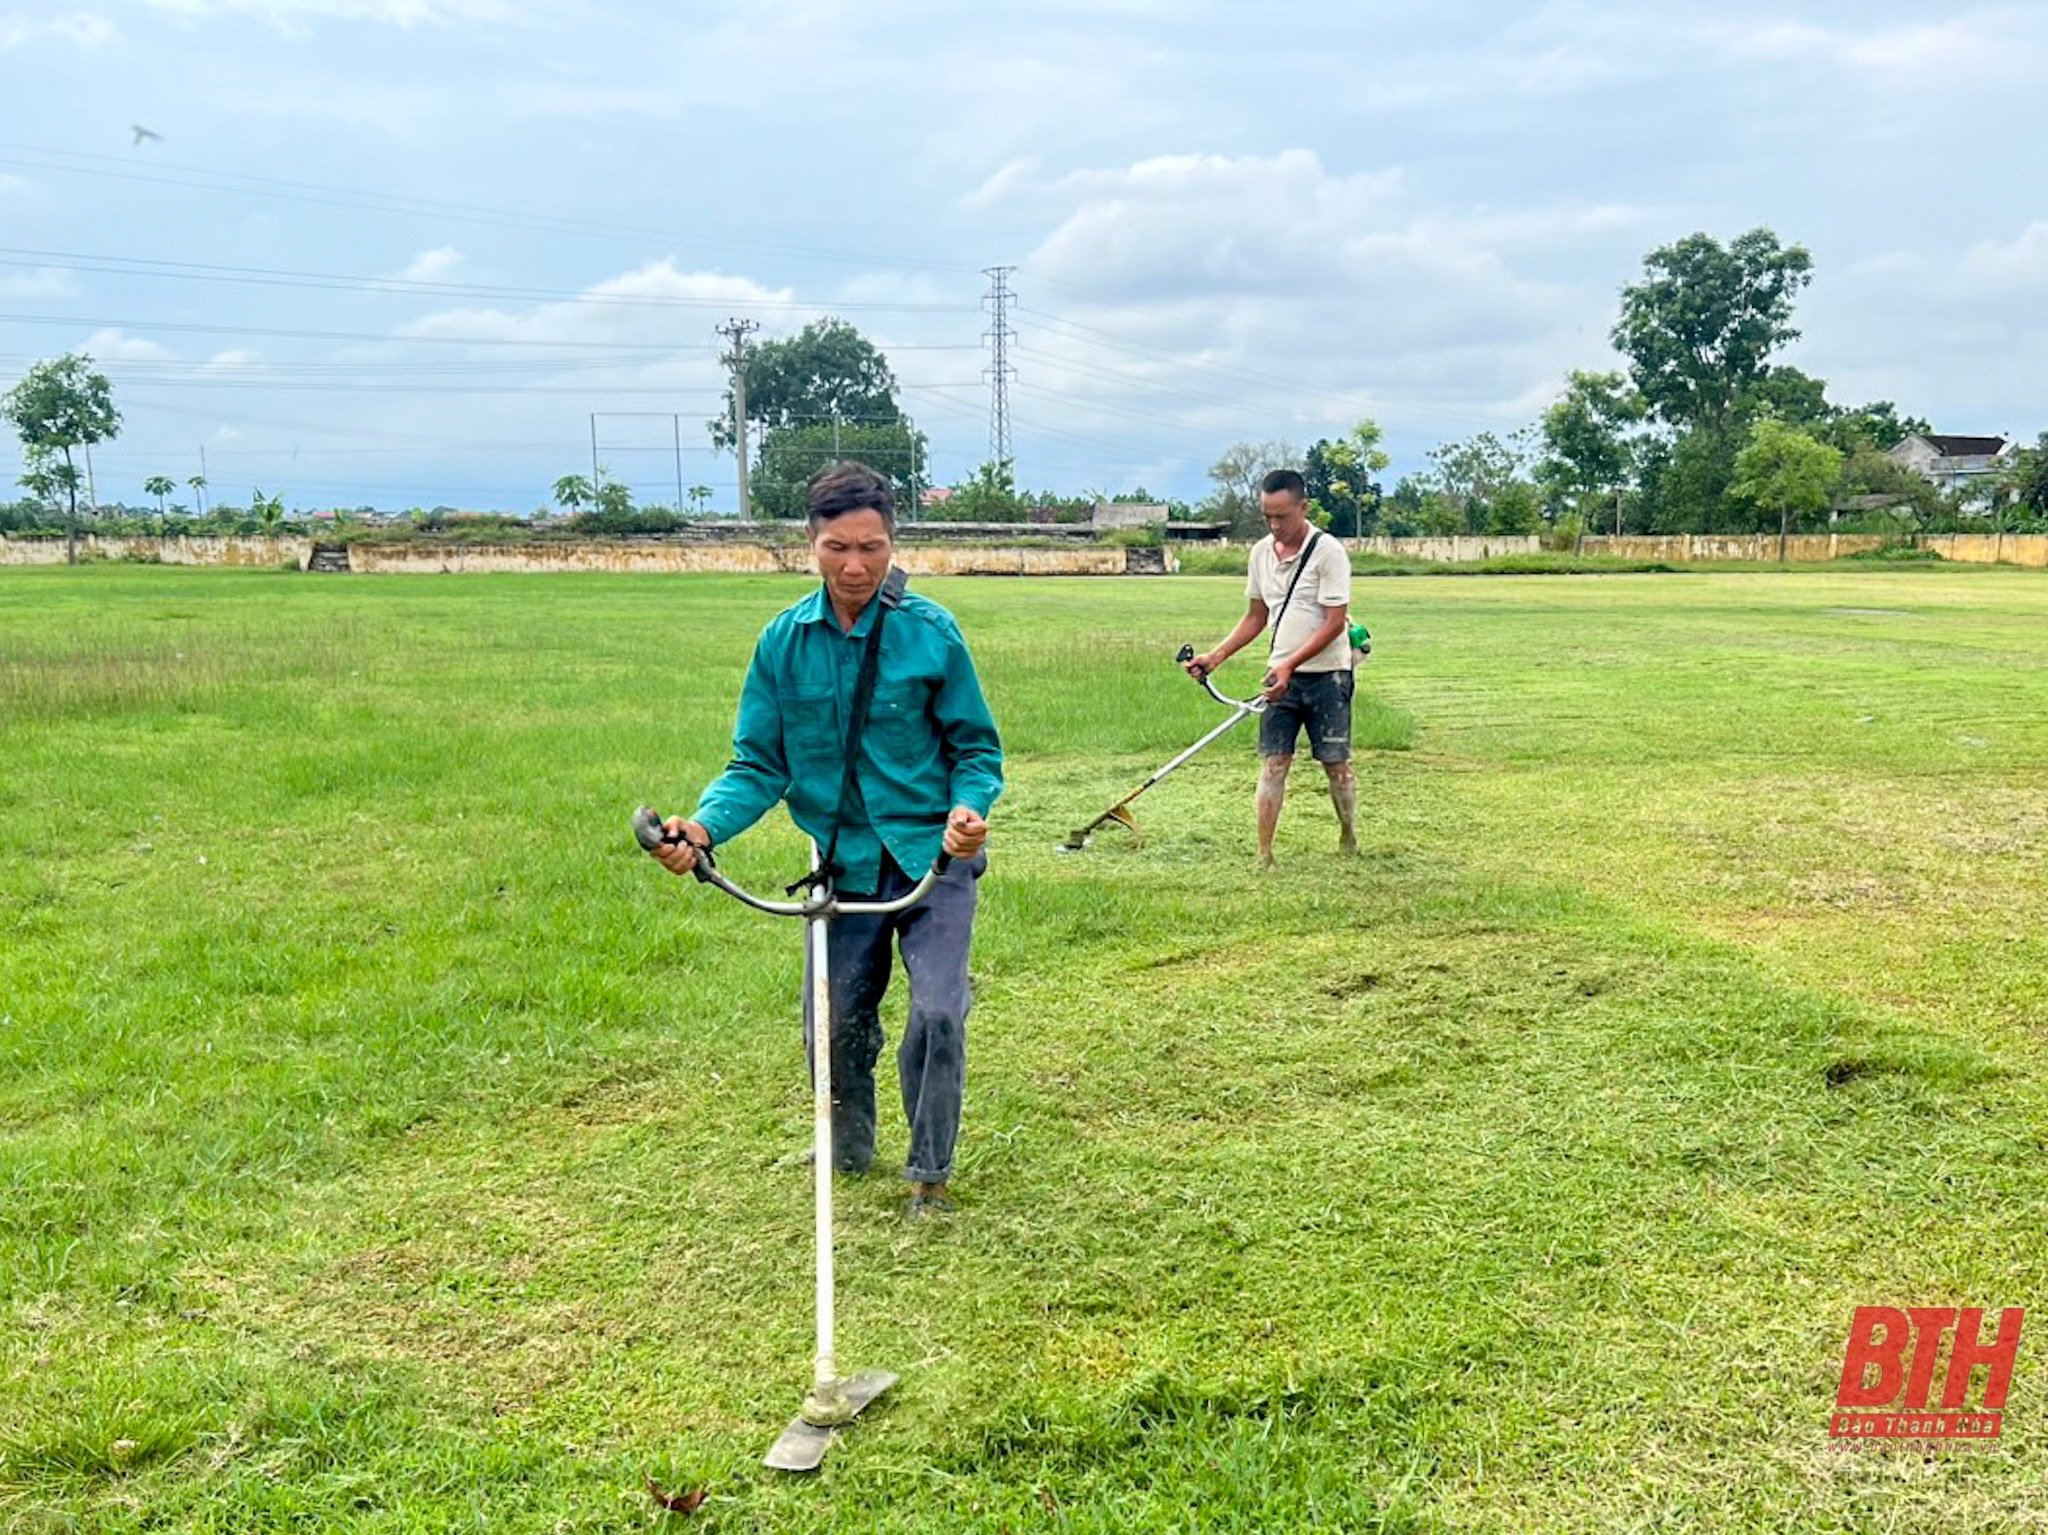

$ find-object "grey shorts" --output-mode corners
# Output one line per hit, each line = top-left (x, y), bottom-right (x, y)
(1258, 667), (1353, 763)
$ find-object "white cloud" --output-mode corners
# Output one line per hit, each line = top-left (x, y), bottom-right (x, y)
(79, 327), (173, 361)
(398, 257), (799, 350)
(1801, 220), (2048, 431)
(0, 12), (117, 48)
(391, 246), (465, 283)
(0, 266), (78, 300)
(1703, 11), (2031, 75)
(201, 348), (266, 371)
(994, 149), (1620, 448)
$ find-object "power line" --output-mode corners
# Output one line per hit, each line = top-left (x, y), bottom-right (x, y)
(0, 312), (979, 354)
(0, 141), (980, 278)
(0, 247), (980, 315)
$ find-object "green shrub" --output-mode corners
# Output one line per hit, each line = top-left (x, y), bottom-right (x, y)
(1844, 542), (1944, 563)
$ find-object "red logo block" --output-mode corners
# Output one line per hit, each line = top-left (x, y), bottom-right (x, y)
(1832, 1306), (2024, 1440)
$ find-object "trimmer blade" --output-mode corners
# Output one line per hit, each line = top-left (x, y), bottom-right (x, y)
(762, 1369), (897, 1472)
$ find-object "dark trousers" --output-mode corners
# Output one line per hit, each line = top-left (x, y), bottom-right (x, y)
(802, 851), (984, 1183)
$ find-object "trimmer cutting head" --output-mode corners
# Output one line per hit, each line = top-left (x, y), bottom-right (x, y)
(1056, 803), (1138, 852)
(764, 1369), (898, 1472)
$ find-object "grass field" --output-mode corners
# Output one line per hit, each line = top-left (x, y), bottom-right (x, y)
(3, 564), (2046, 1533)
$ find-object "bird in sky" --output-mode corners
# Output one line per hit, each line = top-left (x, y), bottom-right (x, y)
(131, 125), (163, 147)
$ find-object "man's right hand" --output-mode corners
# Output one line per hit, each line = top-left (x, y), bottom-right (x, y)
(1185, 651), (1220, 679)
(654, 817), (711, 876)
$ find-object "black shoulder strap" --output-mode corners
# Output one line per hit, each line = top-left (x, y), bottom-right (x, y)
(1268, 529), (1324, 655)
(794, 567), (909, 894)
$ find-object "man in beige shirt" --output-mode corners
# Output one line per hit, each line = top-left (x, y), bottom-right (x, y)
(1186, 469), (1357, 868)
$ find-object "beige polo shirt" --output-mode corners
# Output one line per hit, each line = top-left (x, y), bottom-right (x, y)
(1247, 531), (1352, 672)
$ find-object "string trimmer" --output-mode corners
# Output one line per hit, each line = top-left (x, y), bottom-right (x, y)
(632, 807), (951, 1472)
(1057, 644), (1269, 851)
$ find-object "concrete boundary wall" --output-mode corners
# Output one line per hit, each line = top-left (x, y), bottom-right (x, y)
(1578, 533), (2048, 566)
(7, 531), (2045, 571)
(0, 535), (312, 567)
(0, 535), (1161, 576)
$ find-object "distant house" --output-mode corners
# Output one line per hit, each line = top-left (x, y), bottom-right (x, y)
(919, 486), (956, 511)
(1091, 500), (1168, 530)
(1887, 434), (2017, 497)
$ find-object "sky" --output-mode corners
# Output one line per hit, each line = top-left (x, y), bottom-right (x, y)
(1, 1), (2043, 514)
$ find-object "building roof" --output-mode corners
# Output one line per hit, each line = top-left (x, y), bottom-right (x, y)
(1921, 434), (2010, 457)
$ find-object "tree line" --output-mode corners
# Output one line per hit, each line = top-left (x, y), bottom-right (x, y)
(1200, 228), (2047, 542)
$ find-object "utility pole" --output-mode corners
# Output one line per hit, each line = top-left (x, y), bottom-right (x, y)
(82, 442), (98, 516)
(672, 413), (684, 515)
(982, 265), (1016, 479)
(588, 412), (600, 496)
(718, 317), (759, 518)
(198, 443), (209, 514)
(905, 411), (919, 522)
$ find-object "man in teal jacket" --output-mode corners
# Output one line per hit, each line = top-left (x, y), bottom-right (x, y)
(653, 461), (1004, 1218)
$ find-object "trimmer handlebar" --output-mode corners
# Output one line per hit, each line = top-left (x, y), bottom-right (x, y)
(632, 806), (950, 917)
(1176, 643), (1268, 714)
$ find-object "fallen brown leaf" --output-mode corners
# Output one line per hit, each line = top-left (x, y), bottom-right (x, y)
(644, 1475), (708, 1516)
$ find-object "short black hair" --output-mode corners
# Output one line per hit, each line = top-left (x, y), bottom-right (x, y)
(1260, 468), (1307, 500)
(807, 461), (896, 527)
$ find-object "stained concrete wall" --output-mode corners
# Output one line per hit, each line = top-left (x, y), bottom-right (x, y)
(342, 543), (1152, 576)
(1177, 536), (1543, 561)
(1351, 536), (1543, 561)
(0, 535), (312, 567)
(1577, 533), (2048, 566)
(0, 534), (1158, 576)
(1923, 533), (2048, 568)
(10, 530), (2043, 572)
(1579, 534), (1889, 562)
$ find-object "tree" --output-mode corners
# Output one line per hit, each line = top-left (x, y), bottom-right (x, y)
(594, 479), (633, 518)
(144, 474), (175, 527)
(1740, 364), (1832, 430)
(251, 488), (286, 534)
(2, 353), (121, 565)
(1993, 432), (2048, 523)
(1733, 416), (1843, 555)
(1819, 401), (1932, 457)
(1425, 429), (1534, 533)
(1304, 419), (1391, 536)
(949, 459), (1024, 522)
(1485, 480), (1543, 536)
(687, 483), (714, 514)
(1538, 371), (1644, 535)
(711, 318), (905, 452)
(752, 420), (927, 521)
(1201, 440), (1298, 537)
(187, 474), (207, 515)
(552, 474), (593, 515)
(1835, 445), (1942, 523)
(18, 454), (75, 530)
(1613, 228), (1814, 438)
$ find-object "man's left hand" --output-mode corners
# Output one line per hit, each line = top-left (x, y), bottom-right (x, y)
(1260, 664), (1294, 703)
(944, 805), (989, 860)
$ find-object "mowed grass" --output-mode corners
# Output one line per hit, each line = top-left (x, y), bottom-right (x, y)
(2, 564), (2045, 1534)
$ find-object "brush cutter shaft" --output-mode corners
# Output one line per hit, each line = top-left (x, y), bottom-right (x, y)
(806, 911), (837, 1396)
(1153, 700), (1256, 781)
